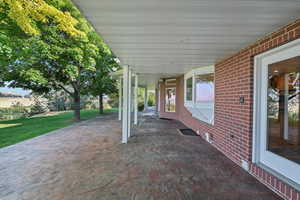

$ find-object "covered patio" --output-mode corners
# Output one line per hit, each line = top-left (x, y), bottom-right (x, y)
(0, 114), (280, 200)
(73, 0), (300, 197)
(0, 0), (299, 199)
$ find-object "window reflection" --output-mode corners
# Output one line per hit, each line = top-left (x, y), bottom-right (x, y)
(165, 88), (176, 112)
(267, 56), (300, 164)
(195, 73), (214, 103)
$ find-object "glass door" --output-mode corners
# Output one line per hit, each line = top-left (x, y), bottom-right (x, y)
(165, 87), (176, 112)
(259, 54), (300, 184)
(267, 57), (300, 164)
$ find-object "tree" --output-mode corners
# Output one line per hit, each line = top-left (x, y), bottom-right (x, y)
(0, 0), (109, 121)
(0, 33), (15, 86)
(0, 0), (84, 37)
(4, 32), (99, 122)
(82, 53), (119, 114)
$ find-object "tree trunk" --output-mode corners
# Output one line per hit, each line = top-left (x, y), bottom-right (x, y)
(73, 90), (81, 122)
(99, 93), (104, 114)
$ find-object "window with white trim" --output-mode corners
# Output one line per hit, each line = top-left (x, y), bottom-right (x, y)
(195, 73), (214, 103)
(186, 77), (193, 101)
(184, 66), (215, 124)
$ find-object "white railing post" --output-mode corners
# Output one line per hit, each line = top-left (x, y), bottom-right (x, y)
(127, 69), (132, 138)
(118, 77), (122, 121)
(122, 65), (130, 143)
(134, 74), (138, 125)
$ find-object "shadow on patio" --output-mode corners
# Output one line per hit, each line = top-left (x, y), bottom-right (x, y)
(0, 113), (281, 200)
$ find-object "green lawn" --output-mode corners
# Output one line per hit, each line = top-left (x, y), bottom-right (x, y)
(0, 109), (117, 148)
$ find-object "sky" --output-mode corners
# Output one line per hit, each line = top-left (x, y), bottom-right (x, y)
(0, 87), (31, 96)
(195, 82), (214, 102)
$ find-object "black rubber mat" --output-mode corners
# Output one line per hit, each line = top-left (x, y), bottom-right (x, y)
(179, 129), (199, 136)
(159, 118), (173, 120)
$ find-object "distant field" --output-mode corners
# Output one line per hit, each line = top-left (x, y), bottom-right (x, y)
(0, 97), (34, 108)
(0, 108), (117, 148)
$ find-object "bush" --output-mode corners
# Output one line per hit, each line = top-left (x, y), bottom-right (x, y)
(83, 103), (94, 110)
(0, 104), (29, 121)
(148, 98), (154, 106)
(138, 102), (144, 111)
(91, 103), (97, 109)
(49, 99), (67, 111)
(147, 92), (155, 106)
(30, 98), (49, 116)
(107, 93), (119, 108)
(104, 103), (111, 110)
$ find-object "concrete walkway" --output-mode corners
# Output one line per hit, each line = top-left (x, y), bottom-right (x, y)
(0, 114), (281, 200)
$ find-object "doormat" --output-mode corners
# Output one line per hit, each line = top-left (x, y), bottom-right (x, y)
(159, 118), (172, 120)
(179, 129), (199, 136)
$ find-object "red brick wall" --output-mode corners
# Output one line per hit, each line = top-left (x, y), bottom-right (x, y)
(159, 19), (300, 199)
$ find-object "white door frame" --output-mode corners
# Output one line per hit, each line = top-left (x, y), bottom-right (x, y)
(253, 38), (300, 185)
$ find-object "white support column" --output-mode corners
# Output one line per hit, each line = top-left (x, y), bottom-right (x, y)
(122, 66), (130, 144)
(144, 87), (148, 111)
(118, 77), (122, 121)
(127, 69), (132, 138)
(134, 74), (138, 125)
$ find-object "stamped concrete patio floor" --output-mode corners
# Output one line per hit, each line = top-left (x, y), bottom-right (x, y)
(0, 114), (281, 200)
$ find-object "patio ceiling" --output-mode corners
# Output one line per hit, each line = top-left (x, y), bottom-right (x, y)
(73, 0), (300, 76)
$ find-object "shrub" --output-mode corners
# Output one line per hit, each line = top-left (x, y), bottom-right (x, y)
(0, 105), (29, 121)
(138, 102), (144, 111)
(147, 92), (155, 106)
(148, 98), (154, 106)
(30, 98), (49, 116)
(104, 103), (111, 110)
(107, 93), (119, 108)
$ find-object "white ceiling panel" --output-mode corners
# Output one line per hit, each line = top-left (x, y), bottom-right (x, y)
(73, 0), (300, 78)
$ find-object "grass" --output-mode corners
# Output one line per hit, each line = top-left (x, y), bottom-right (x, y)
(0, 123), (22, 128)
(0, 108), (117, 148)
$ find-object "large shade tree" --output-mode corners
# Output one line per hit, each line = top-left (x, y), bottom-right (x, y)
(82, 53), (119, 114)
(0, 0), (84, 37)
(0, 34), (11, 86)
(0, 0), (115, 121)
